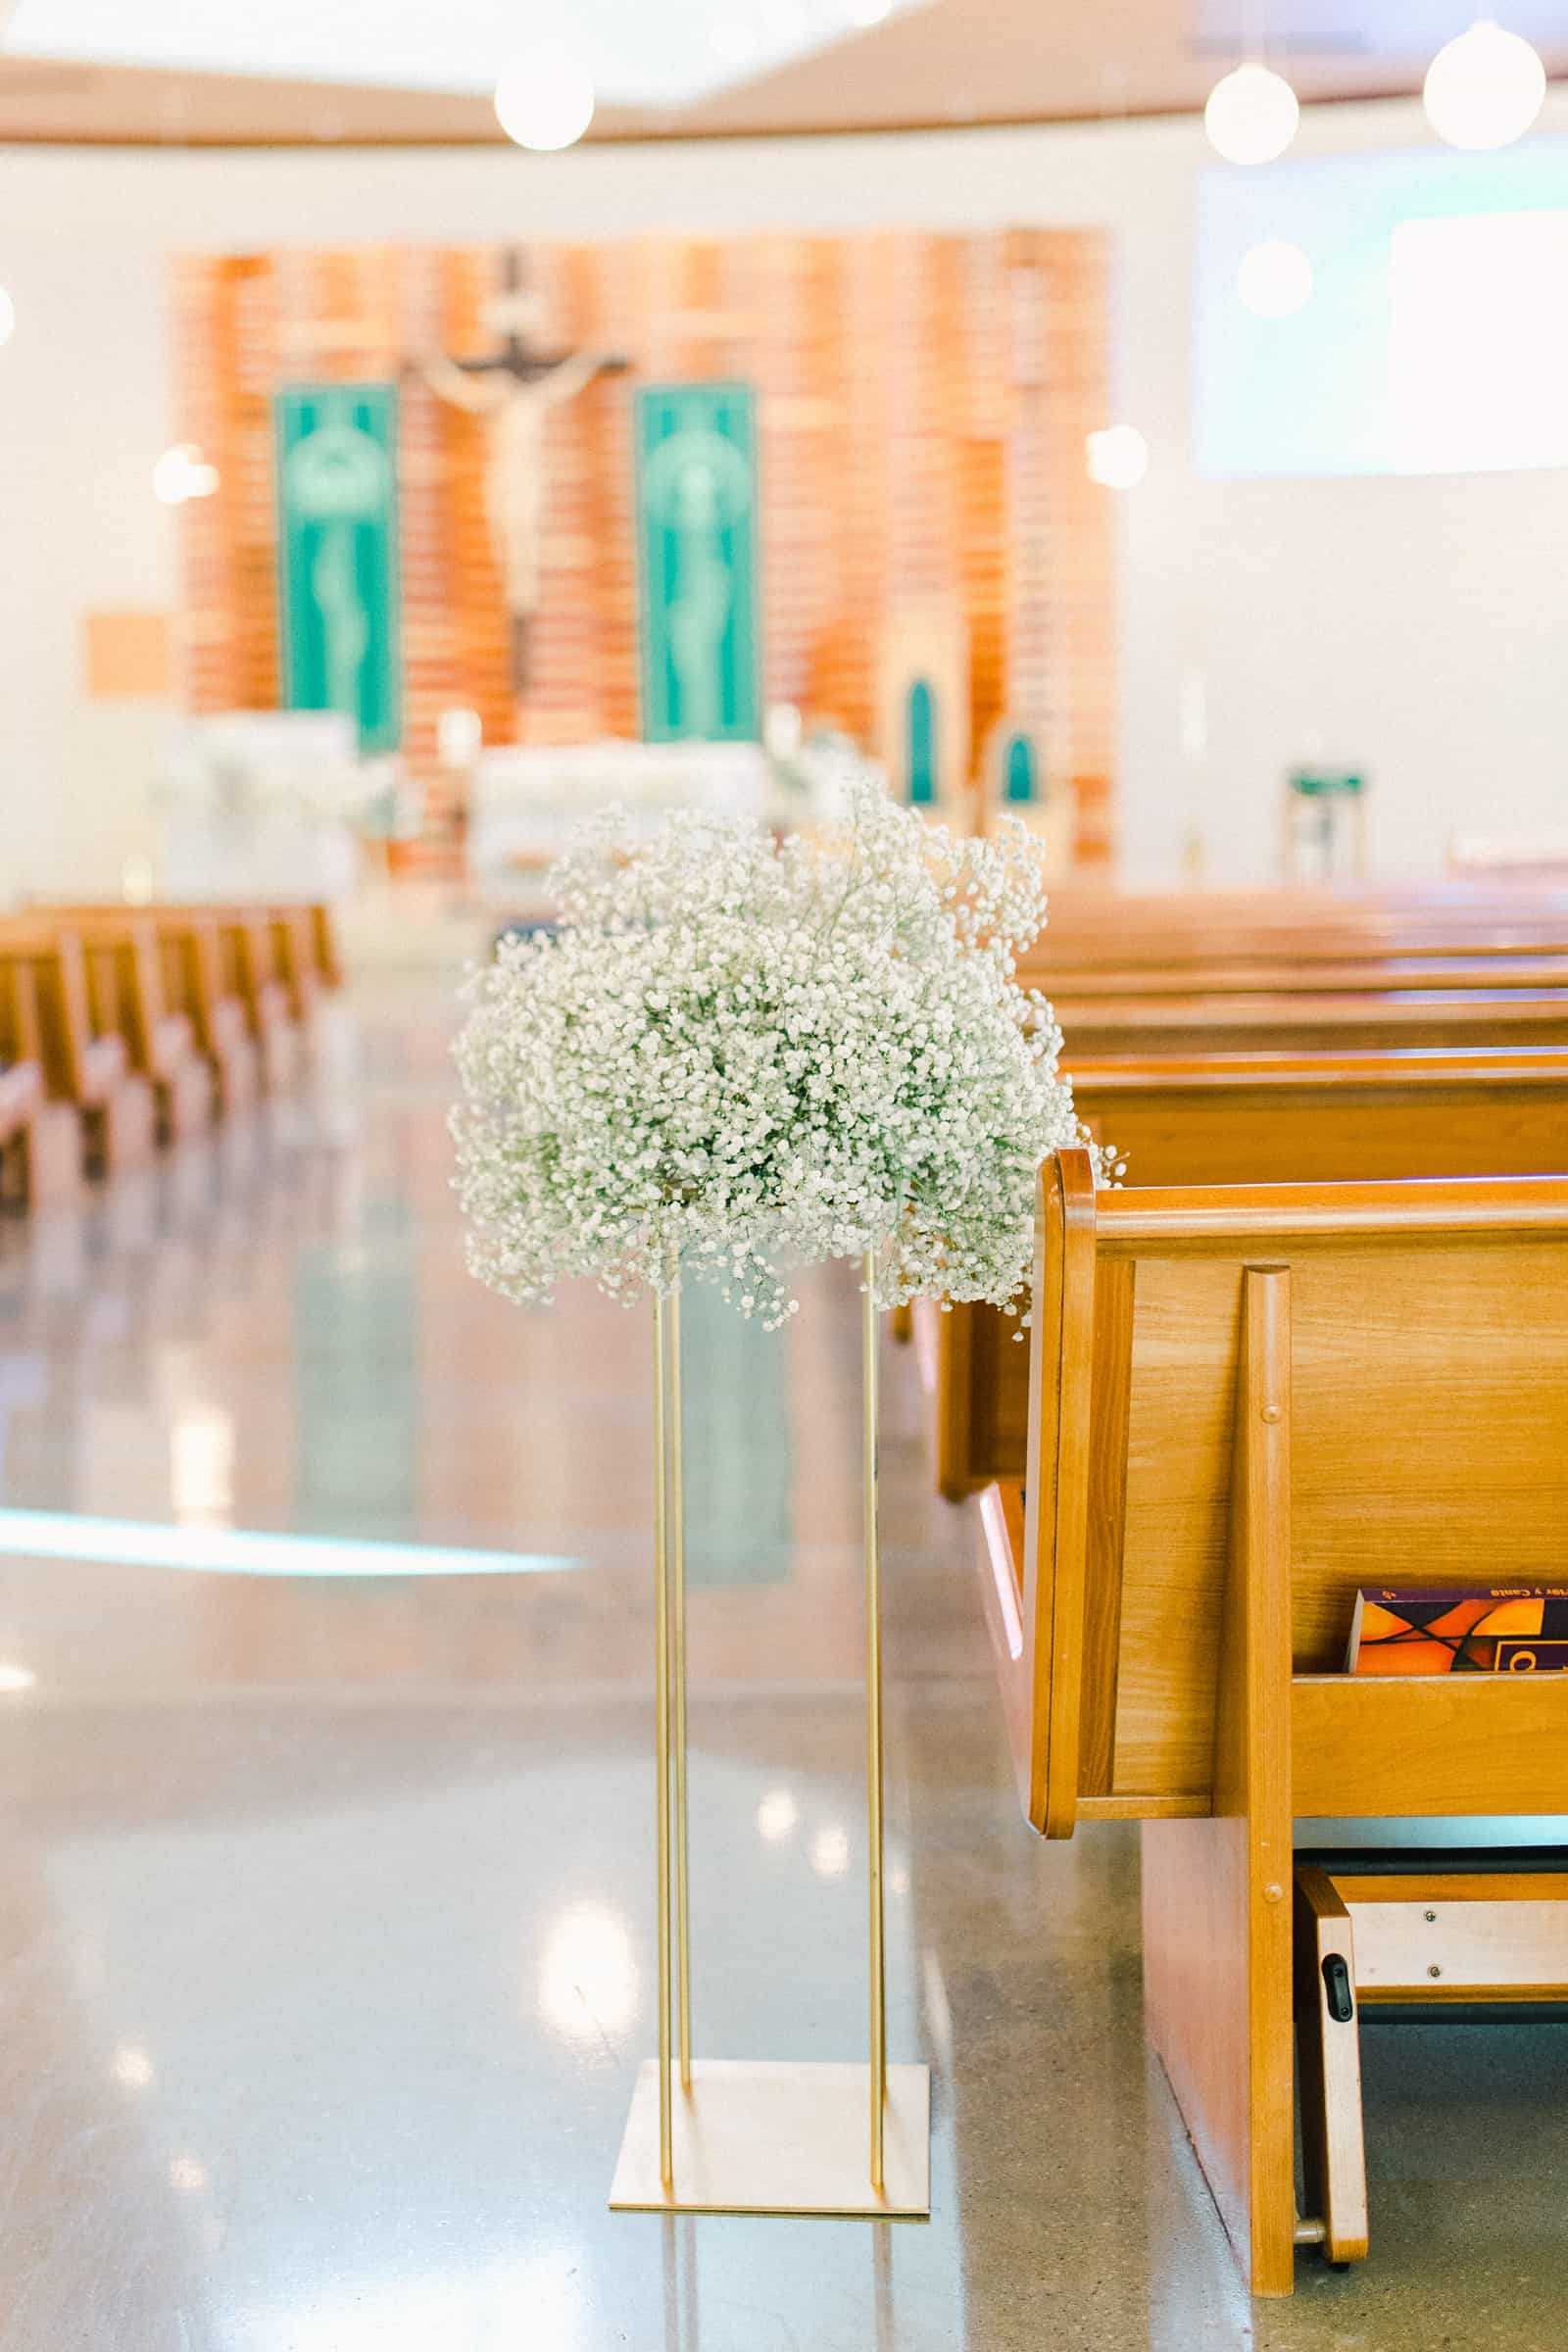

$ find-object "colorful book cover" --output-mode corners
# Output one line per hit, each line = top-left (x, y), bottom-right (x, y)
(1347, 1587), (1568, 1675)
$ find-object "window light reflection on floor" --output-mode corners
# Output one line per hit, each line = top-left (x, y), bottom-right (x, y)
(756, 1788), (799, 1843)
(810, 1825), (851, 1878)
(536, 1900), (640, 2042)
(171, 1404), (235, 1525)
(112, 2046), (155, 2089)
(0, 1510), (579, 1580)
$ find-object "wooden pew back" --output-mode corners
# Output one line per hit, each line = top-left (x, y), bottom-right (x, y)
(1029, 883), (1568, 971)
(1074, 1048), (1568, 1186)
(1035, 954), (1568, 998)
(1054, 987), (1568, 1058)
(941, 1048), (1568, 1497)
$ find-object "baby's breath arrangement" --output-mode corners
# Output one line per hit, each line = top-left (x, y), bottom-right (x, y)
(453, 780), (1088, 1328)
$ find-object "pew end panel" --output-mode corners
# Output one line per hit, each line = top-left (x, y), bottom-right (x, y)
(214, 913), (301, 1094)
(0, 923), (160, 1183)
(15, 1102), (85, 1205)
(156, 916), (262, 1115)
(74, 916), (213, 1143)
(267, 907), (321, 1027)
(311, 901), (345, 990)
(0, 964), (40, 1204)
(980, 1155), (1568, 2295)
(0, 1059), (55, 1209)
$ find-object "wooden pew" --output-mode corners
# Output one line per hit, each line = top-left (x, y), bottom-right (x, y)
(0, 920), (156, 1178)
(199, 908), (302, 1093)
(264, 906), (320, 1027)
(1028, 883), (1568, 971)
(195, 899), (341, 1029)
(936, 1047), (1568, 1498)
(309, 900), (344, 991)
(976, 1151), (1568, 2292)
(50, 912), (214, 1142)
(1031, 953), (1568, 998)
(44, 905), (264, 1116)
(150, 911), (262, 1115)
(1071, 1047), (1568, 1188)
(1050, 986), (1568, 1059)
(0, 1038), (75, 1208)
(0, 1056), (39, 1203)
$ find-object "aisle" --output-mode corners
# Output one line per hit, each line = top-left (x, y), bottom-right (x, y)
(0, 977), (1559, 2350)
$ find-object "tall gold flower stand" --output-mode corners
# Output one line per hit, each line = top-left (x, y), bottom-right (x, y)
(610, 1256), (932, 2220)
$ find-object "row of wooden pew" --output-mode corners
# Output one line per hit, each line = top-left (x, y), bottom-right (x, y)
(927, 884), (1568, 2297)
(0, 903), (342, 1206)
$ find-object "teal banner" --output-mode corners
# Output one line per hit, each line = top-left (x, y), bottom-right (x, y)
(635, 381), (760, 743)
(274, 382), (402, 753)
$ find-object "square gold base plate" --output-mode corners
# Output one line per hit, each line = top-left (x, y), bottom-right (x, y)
(610, 2058), (931, 2218)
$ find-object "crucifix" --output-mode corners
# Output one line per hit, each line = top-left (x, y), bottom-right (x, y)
(418, 251), (630, 696)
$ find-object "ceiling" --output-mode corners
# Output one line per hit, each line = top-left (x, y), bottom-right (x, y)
(1, 0), (923, 110)
(0, 0), (1565, 146)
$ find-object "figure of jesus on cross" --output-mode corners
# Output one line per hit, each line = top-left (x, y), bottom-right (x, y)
(418, 253), (629, 696)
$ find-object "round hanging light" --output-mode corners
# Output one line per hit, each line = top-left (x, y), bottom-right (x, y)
(1237, 238), (1314, 318)
(494, 42), (596, 152)
(1423, 18), (1545, 150)
(0, 287), (16, 347)
(152, 444), (220, 506)
(1086, 425), (1150, 490)
(1203, 61), (1300, 166)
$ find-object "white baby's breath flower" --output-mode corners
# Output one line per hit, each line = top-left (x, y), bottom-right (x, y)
(452, 778), (1099, 1328)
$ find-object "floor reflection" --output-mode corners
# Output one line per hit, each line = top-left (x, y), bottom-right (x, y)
(0, 976), (1563, 2350)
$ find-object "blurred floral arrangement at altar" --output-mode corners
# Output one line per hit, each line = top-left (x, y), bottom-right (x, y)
(153, 712), (418, 901)
(453, 778), (1089, 1328)
(465, 718), (883, 912)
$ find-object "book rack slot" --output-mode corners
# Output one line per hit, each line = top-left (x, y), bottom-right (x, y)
(1293, 1674), (1568, 1818)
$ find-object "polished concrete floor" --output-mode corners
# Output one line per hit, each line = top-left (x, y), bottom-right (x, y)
(0, 978), (1564, 2351)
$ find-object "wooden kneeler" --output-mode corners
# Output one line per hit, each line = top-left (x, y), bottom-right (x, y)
(1293, 1868), (1368, 2266)
(1295, 1854), (1568, 2269)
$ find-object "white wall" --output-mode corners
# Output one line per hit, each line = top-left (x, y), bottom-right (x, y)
(3, 90), (1567, 896)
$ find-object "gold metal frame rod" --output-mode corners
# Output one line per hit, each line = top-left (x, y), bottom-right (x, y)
(612, 1251), (930, 2221)
(864, 1250), (887, 2189)
(653, 1287), (674, 2186)
(668, 1267), (692, 2090)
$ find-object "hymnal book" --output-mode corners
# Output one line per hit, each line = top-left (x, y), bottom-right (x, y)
(1347, 1587), (1568, 1676)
